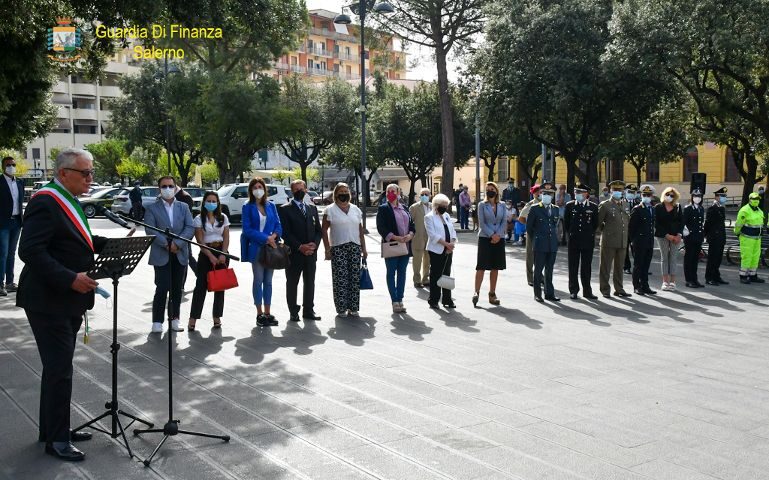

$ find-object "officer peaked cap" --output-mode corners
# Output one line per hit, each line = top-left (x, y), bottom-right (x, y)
(691, 188), (703, 196)
(625, 184), (637, 192)
(608, 180), (625, 188)
(574, 184), (590, 193)
(639, 185), (655, 194)
(714, 187), (728, 195)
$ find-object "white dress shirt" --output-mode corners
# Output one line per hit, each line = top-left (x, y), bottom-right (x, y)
(4, 174), (20, 215)
(163, 199), (175, 225)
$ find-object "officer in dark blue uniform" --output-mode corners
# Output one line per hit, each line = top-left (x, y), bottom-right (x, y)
(623, 184), (639, 274)
(629, 185), (657, 295)
(563, 184), (598, 299)
(526, 181), (560, 302)
(682, 188), (706, 287)
(704, 187), (729, 285)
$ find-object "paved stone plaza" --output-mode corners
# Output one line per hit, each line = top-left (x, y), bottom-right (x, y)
(1, 218), (768, 480)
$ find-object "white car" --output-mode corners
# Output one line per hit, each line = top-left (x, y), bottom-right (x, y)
(192, 183), (289, 222)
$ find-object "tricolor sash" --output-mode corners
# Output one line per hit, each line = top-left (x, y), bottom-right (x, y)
(33, 181), (94, 251)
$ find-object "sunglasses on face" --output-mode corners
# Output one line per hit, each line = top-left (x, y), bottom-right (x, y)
(160, 185), (175, 190)
(64, 167), (95, 178)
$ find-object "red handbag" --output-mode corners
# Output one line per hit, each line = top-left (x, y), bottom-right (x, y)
(207, 265), (239, 292)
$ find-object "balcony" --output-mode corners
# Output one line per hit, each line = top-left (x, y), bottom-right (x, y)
(334, 51), (359, 62)
(70, 82), (96, 96)
(308, 47), (333, 58)
(310, 27), (332, 37)
(308, 68), (333, 77)
(98, 85), (121, 98)
(273, 62), (291, 71)
(335, 71), (361, 80)
(71, 108), (98, 120)
(53, 81), (69, 93)
(290, 65), (306, 74)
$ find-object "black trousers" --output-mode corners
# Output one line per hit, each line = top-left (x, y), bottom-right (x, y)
(624, 243), (632, 271)
(567, 243), (594, 295)
(286, 254), (317, 315)
(683, 238), (703, 283)
(533, 250), (557, 298)
(153, 255), (184, 323)
(632, 244), (653, 290)
(190, 253), (226, 319)
(705, 239), (725, 281)
(428, 251), (452, 304)
(27, 311), (82, 443)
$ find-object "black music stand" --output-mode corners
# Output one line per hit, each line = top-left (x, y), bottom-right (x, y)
(122, 212), (234, 467)
(72, 236), (156, 458)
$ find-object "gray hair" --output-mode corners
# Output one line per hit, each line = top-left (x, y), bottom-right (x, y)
(432, 193), (450, 208)
(419, 187), (430, 195)
(54, 147), (93, 177)
(386, 183), (401, 193)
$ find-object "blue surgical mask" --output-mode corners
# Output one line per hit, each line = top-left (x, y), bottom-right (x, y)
(575, 193), (585, 202)
(541, 194), (552, 205)
(625, 193), (636, 201)
(420, 195), (429, 204)
(612, 191), (623, 200)
(642, 196), (652, 205)
(204, 202), (218, 212)
(718, 195), (727, 203)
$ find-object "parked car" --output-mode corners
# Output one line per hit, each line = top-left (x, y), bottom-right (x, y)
(79, 187), (124, 218)
(183, 187), (206, 199)
(111, 186), (160, 218)
(82, 185), (112, 197)
(191, 183), (289, 220)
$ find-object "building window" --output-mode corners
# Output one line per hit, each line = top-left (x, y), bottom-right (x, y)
(307, 59), (314, 69)
(32, 148), (41, 160)
(609, 158), (624, 181)
(724, 147), (741, 182)
(683, 147), (698, 182)
(646, 158), (659, 182)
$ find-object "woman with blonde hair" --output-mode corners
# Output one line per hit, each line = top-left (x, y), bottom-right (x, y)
(321, 182), (368, 317)
(654, 186), (684, 291)
(473, 181), (507, 306)
(424, 193), (458, 309)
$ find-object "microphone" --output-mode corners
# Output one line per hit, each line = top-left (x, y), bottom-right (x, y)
(96, 205), (132, 229)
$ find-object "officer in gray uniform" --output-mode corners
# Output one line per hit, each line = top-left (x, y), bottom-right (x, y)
(563, 184), (599, 299)
(526, 181), (560, 302)
(597, 180), (632, 297)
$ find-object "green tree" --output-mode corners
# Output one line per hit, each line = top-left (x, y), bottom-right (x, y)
(379, 0), (485, 202)
(116, 157), (151, 183)
(194, 161), (220, 186)
(108, 63), (204, 186)
(277, 76), (357, 184)
(86, 138), (128, 184)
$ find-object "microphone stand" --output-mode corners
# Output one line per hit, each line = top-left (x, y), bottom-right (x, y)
(117, 211), (238, 466)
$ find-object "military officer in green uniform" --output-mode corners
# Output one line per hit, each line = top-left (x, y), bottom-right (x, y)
(703, 187), (729, 285)
(597, 180), (631, 297)
(526, 181), (560, 302)
(517, 184), (541, 286)
(735, 192), (765, 284)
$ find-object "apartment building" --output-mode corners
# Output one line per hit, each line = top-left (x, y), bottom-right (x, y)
(269, 9), (407, 83)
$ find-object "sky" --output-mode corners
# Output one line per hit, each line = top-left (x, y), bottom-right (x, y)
(306, 0), (460, 82)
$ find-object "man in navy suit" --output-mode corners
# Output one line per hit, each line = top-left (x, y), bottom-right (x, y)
(0, 156), (24, 295)
(144, 176), (195, 333)
(17, 148), (108, 461)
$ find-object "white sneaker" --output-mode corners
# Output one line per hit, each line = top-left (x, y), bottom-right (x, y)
(398, 302), (407, 313)
(170, 319), (184, 332)
(151, 322), (163, 333)
(668, 282), (677, 291)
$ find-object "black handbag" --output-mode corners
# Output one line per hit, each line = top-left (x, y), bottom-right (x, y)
(259, 242), (291, 269)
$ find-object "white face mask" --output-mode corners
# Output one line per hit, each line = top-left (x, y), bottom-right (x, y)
(664, 195), (674, 203)
(692, 197), (702, 205)
(4, 165), (15, 175)
(160, 187), (175, 200)
(254, 188), (265, 199)
(541, 194), (553, 205)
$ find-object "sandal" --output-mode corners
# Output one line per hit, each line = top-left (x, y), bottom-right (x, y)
(187, 318), (197, 332)
(472, 292), (479, 307)
(489, 292), (500, 306)
(212, 317), (222, 329)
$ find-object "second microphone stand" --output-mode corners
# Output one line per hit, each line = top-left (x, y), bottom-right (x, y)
(119, 212), (239, 466)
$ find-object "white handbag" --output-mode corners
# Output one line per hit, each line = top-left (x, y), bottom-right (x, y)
(435, 254), (455, 290)
(381, 240), (408, 258)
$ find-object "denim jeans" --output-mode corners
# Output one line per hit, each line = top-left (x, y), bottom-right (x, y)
(459, 206), (469, 230)
(0, 217), (22, 284)
(385, 255), (409, 302)
(251, 261), (274, 306)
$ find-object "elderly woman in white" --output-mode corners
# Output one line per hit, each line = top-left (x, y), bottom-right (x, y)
(424, 194), (458, 309)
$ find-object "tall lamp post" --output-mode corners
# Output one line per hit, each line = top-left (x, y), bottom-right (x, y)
(334, 0), (393, 228)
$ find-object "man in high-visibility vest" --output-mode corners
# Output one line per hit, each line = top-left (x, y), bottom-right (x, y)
(735, 192), (765, 284)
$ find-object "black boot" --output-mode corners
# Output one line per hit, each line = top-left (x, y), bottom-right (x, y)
(740, 275), (751, 284)
(750, 275), (765, 284)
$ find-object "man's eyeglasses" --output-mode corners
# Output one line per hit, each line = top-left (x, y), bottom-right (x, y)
(64, 167), (95, 178)
(160, 185), (175, 190)
(6, 164), (16, 167)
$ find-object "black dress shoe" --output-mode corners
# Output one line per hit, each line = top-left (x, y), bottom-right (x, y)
(544, 296), (561, 302)
(685, 282), (697, 288)
(634, 289), (646, 296)
(442, 302), (457, 309)
(528, 281), (534, 286)
(289, 314), (300, 322)
(614, 291), (632, 297)
(717, 279), (729, 285)
(45, 443), (85, 461)
(428, 302), (439, 309)
(602, 293), (611, 299)
(302, 312), (321, 321)
(569, 293), (578, 299)
(534, 296), (544, 303)
(71, 431), (92, 442)
(643, 288), (657, 295)
(694, 282), (705, 288)
(706, 280), (719, 286)
(583, 293), (599, 300)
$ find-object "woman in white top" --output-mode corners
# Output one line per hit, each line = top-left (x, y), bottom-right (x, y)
(188, 191), (230, 331)
(424, 194), (458, 309)
(321, 183), (368, 317)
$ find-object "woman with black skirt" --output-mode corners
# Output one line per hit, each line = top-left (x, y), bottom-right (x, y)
(473, 182), (507, 306)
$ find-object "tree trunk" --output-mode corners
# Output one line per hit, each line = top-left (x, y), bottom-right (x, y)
(435, 48), (456, 202)
(742, 152), (759, 206)
(486, 157), (496, 182)
(636, 165), (642, 190)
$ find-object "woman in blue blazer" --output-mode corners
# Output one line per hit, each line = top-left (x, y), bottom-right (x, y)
(241, 178), (283, 326)
(376, 184), (415, 313)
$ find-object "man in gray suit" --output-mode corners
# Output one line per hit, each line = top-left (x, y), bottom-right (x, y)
(409, 187), (431, 288)
(144, 176), (194, 333)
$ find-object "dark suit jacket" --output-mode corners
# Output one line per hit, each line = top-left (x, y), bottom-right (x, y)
(682, 204), (705, 243)
(16, 194), (107, 316)
(0, 175), (24, 228)
(376, 203), (416, 256)
(526, 203), (560, 253)
(703, 202), (726, 243)
(563, 200), (598, 249)
(629, 203), (656, 249)
(279, 201), (321, 257)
